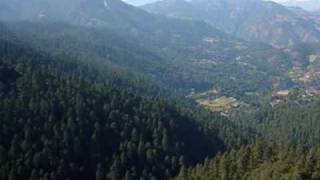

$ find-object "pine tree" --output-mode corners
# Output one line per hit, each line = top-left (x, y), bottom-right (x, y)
(107, 158), (121, 180)
(124, 170), (132, 180)
(8, 168), (16, 180)
(161, 129), (169, 151)
(96, 163), (105, 180)
(176, 166), (188, 180)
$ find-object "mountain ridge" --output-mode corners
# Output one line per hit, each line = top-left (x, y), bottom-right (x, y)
(282, 0), (320, 12)
(142, 0), (320, 47)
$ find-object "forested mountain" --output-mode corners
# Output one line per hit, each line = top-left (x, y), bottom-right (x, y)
(0, 28), (257, 179)
(2, 0), (311, 103)
(177, 140), (320, 180)
(0, 0), (224, 39)
(232, 91), (320, 146)
(143, 0), (320, 47)
(1, 0), (320, 179)
(2, 20), (298, 106)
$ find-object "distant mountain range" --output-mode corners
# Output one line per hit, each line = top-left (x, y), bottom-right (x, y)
(142, 0), (320, 47)
(2, 0), (320, 47)
(0, 0), (234, 46)
(0, 0), (300, 102)
(282, 0), (320, 12)
(0, 0), (156, 29)
(2, 0), (320, 99)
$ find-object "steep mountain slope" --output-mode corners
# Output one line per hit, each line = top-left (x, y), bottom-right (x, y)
(287, 6), (320, 28)
(284, 43), (320, 92)
(1, 1), (320, 180)
(143, 0), (320, 47)
(0, 0), (301, 103)
(0, 0), (223, 40)
(3, 20), (297, 106)
(0, 0), (143, 27)
(0, 31), (257, 180)
(177, 140), (320, 180)
(2, 0), (318, 107)
(233, 92), (320, 146)
(2, 21), (225, 91)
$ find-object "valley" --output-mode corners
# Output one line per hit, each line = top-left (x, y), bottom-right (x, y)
(1, 0), (320, 180)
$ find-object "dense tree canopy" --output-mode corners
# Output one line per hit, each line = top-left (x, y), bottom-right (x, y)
(1, 4), (320, 179)
(178, 140), (320, 180)
(0, 37), (254, 180)
(233, 92), (320, 147)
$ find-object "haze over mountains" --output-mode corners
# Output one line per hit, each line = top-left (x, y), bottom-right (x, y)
(282, 0), (320, 11)
(124, 0), (320, 11)
(2, 0), (320, 47)
(143, 0), (320, 47)
(1, 0), (320, 179)
(2, 0), (297, 98)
